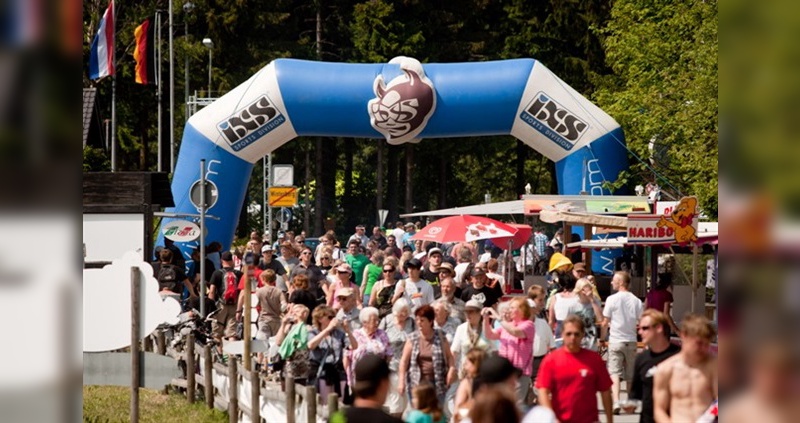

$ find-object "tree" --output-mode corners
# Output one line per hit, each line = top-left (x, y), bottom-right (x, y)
(593, 0), (718, 217)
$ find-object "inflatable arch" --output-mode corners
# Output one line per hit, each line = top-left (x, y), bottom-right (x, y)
(157, 57), (628, 273)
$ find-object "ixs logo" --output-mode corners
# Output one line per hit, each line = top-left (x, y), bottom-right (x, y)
(368, 56), (436, 144)
(520, 92), (589, 150)
(217, 95), (286, 151)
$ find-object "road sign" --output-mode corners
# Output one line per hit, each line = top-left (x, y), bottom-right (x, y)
(378, 209), (388, 226)
(190, 180), (218, 210)
(277, 207), (293, 223)
(272, 165), (294, 186)
(268, 186), (298, 207)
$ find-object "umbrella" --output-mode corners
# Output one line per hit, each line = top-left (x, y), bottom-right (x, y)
(411, 215), (518, 243)
(487, 223), (532, 250)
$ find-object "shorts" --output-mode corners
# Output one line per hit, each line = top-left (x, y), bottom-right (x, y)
(212, 303), (238, 339)
(255, 320), (279, 341)
(383, 372), (406, 414)
(607, 341), (637, 381)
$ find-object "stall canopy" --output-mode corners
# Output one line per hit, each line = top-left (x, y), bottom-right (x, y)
(400, 195), (652, 218)
(567, 222), (718, 249)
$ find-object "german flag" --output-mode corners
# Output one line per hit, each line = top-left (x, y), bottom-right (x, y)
(133, 18), (155, 85)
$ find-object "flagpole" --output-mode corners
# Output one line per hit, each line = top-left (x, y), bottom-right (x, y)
(111, 0), (117, 172)
(156, 11), (163, 172)
(169, 0), (175, 174)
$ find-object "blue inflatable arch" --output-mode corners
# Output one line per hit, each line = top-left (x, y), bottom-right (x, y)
(158, 56), (628, 271)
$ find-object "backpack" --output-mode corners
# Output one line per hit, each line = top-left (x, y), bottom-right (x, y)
(157, 264), (179, 292)
(222, 271), (239, 305)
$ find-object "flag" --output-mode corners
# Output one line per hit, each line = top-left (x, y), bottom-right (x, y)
(88, 1), (114, 80)
(134, 18), (156, 85)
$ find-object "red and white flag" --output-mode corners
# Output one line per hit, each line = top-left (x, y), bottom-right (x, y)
(88, 1), (114, 80)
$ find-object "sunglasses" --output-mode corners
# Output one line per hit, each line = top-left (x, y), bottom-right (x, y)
(383, 269), (394, 273)
(322, 257), (331, 260)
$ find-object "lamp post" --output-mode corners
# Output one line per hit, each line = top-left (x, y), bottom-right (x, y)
(202, 38), (213, 94)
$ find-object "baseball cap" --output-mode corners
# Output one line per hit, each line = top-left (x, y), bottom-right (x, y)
(427, 247), (443, 256)
(337, 287), (354, 298)
(261, 244), (275, 253)
(573, 262), (586, 272)
(478, 355), (520, 384)
(277, 232), (285, 238)
(437, 262), (454, 273)
(464, 299), (483, 310)
(406, 258), (422, 269)
(354, 353), (391, 384)
(405, 222), (415, 228)
(221, 251), (233, 262)
(336, 263), (352, 273)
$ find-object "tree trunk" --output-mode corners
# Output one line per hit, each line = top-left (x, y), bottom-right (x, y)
(516, 140), (527, 198)
(343, 139), (355, 230)
(304, 144), (310, 235)
(376, 140), (384, 227)
(404, 144), (414, 217)
(387, 144), (399, 223)
(547, 159), (559, 194)
(314, 137), (324, 235)
(438, 156), (447, 209)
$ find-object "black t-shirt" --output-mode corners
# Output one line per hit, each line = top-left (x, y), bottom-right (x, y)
(209, 267), (242, 301)
(421, 267), (442, 298)
(336, 407), (403, 423)
(460, 284), (500, 308)
(258, 257), (287, 275)
(289, 264), (326, 300)
(188, 258), (215, 284)
(630, 343), (681, 423)
(288, 289), (318, 324)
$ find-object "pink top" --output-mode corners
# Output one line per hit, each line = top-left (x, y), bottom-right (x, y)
(493, 319), (536, 376)
(329, 280), (355, 309)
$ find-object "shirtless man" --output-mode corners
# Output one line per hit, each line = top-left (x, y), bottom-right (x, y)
(653, 314), (717, 423)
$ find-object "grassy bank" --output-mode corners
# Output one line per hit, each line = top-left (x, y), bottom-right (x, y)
(83, 386), (227, 423)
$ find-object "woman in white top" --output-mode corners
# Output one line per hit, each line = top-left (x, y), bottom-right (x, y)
(573, 278), (603, 350)
(548, 277), (581, 338)
(450, 300), (495, 374)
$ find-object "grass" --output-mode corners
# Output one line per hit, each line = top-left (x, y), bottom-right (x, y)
(83, 386), (228, 423)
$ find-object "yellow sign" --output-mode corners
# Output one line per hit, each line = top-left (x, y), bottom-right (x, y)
(268, 187), (298, 207)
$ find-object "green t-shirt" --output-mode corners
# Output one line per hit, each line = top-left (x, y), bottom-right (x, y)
(346, 254), (371, 286)
(364, 263), (383, 295)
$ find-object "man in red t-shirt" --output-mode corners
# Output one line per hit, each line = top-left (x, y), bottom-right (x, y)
(536, 314), (614, 423)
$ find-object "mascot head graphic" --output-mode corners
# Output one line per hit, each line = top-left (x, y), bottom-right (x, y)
(368, 57), (436, 144)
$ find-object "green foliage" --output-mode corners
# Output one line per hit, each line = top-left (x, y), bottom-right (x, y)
(594, 0), (718, 217)
(83, 146), (110, 172)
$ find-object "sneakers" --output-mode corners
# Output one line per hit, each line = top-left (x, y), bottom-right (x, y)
(612, 403), (621, 415)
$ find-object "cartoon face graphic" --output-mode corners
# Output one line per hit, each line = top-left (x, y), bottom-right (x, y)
(368, 57), (436, 144)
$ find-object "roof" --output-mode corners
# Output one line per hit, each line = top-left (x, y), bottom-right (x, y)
(83, 88), (97, 147)
(399, 195), (652, 218)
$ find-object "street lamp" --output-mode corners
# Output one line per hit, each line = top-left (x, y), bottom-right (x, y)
(202, 37), (213, 94)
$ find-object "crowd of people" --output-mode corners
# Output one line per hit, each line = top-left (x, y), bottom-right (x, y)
(151, 224), (718, 423)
